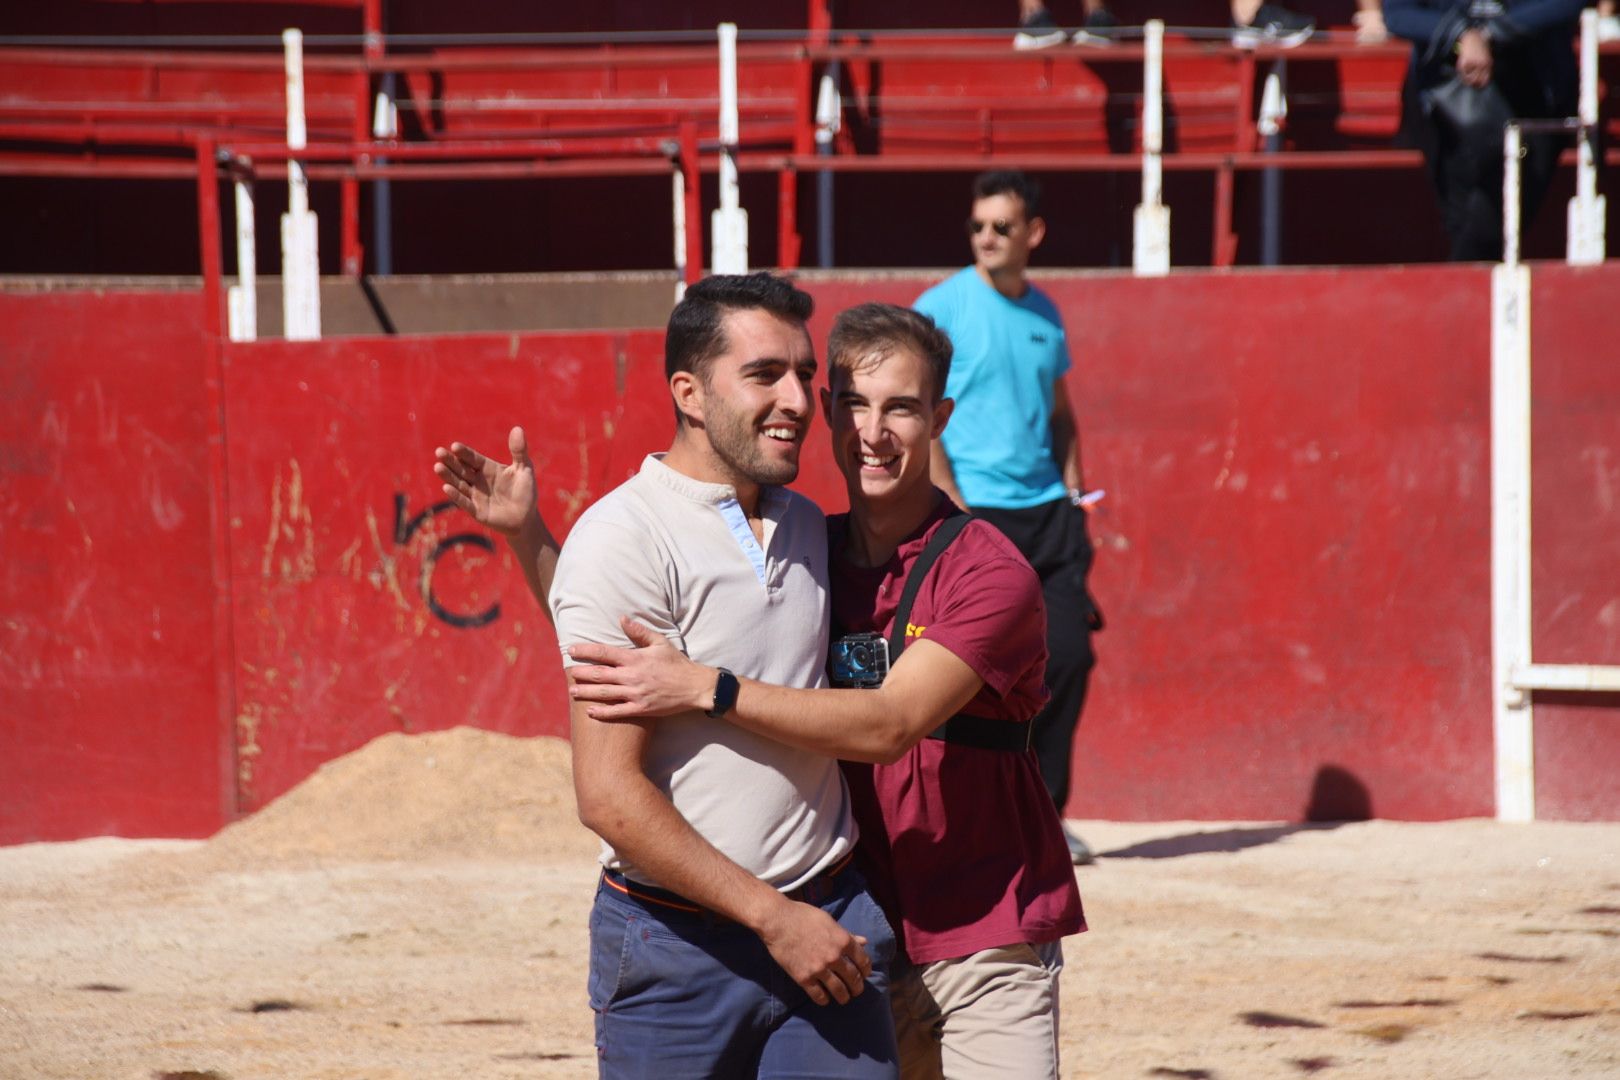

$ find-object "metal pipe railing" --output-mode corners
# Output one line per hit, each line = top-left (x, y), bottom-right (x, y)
(4, 24), (1612, 279)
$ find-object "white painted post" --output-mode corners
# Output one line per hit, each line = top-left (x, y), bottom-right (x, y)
(815, 70), (841, 152)
(1502, 123), (1522, 270)
(1133, 19), (1170, 276)
(1567, 8), (1606, 265)
(372, 76), (399, 276)
(1490, 258), (1535, 822)
(814, 67), (842, 268)
(227, 174), (257, 342)
(1491, 121), (1534, 822)
(281, 28), (322, 340)
(710, 22), (749, 275)
(1258, 70), (1287, 140)
(673, 162), (688, 303)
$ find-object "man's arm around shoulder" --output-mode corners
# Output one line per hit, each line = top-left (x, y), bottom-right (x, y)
(570, 620), (987, 765)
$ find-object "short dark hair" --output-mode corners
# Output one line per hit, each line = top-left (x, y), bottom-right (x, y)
(664, 272), (814, 383)
(972, 169), (1042, 219)
(827, 303), (953, 404)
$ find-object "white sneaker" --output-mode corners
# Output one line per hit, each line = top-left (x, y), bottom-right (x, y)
(1014, 11), (1067, 50)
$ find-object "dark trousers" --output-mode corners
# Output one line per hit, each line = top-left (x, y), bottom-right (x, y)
(972, 497), (1100, 814)
(1423, 117), (1564, 262)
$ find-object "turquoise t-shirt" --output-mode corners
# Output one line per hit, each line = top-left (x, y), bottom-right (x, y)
(914, 267), (1072, 510)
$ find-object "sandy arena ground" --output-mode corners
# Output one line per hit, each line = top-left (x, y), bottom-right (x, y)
(1, 728), (1617, 1080)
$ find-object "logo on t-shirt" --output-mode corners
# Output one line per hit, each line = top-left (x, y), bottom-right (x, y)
(905, 623), (926, 639)
(1030, 332), (1049, 344)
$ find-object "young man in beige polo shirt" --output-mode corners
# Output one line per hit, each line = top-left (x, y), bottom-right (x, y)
(439, 274), (898, 1078)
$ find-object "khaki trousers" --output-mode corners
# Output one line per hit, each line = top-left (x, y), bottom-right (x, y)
(890, 940), (1065, 1080)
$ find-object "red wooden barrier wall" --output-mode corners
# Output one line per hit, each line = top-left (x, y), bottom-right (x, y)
(221, 329), (668, 810)
(0, 290), (228, 839)
(3, 264), (1617, 843)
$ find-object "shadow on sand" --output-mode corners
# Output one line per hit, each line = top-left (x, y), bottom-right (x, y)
(1096, 764), (1373, 861)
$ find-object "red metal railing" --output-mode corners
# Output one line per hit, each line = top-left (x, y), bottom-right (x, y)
(3, 29), (1616, 277)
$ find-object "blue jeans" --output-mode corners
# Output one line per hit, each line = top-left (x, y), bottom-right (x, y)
(588, 863), (899, 1078)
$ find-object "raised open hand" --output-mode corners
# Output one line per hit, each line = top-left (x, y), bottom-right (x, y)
(433, 426), (537, 537)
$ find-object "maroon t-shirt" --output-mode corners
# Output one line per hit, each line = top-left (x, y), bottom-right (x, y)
(829, 497), (1087, 964)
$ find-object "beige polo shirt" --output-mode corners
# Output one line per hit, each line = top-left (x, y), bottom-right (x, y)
(551, 454), (855, 892)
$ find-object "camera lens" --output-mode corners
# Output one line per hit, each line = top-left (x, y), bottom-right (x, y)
(850, 644), (871, 669)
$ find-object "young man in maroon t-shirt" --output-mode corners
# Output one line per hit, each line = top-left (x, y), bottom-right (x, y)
(566, 303), (1086, 1078)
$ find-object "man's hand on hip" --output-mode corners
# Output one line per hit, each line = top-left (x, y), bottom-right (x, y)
(754, 898), (873, 1006)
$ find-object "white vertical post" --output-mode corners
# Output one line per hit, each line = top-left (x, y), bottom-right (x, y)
(1502, 123), (1523, 269)
(710, 22), (749, 274)
(1491, 258), (1535, 822)
(372, 77), (398, 276)
(814, 67), (842, 268)
(227, 174), (257, 342)
(1133, 19), (1170, 276)
(281, 28), (321, 340)
(673, 163), (688, 303)
(1567, 9), (1605, 265)
(1492, 121), (1534, 822)
(1257, 66), (1287, 267)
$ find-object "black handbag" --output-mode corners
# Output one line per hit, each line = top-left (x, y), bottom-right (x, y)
(1421, 67), (1513, 137)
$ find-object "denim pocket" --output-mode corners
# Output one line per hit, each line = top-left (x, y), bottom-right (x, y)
(847, 883), (899, 973)
(587, 900), (636, 1011)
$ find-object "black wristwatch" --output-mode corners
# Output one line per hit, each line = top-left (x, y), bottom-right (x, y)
(707, 668), (740, 718)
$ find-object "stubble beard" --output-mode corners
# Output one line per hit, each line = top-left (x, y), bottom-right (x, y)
(703, 392), (800, 487)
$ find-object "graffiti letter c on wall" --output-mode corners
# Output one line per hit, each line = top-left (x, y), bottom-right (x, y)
(393, 494), (501, 630)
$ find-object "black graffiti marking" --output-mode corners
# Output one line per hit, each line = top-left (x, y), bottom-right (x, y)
(393, 493), (501, 630)
(423, 534), (500, 629)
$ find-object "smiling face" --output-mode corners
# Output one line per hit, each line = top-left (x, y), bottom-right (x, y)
(823, 345), (952, 509)
(685, 307), (817, 488)
(968, 191), (1045, 281)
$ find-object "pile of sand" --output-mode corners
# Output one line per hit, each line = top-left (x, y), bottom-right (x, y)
(193, 727), (597, 870)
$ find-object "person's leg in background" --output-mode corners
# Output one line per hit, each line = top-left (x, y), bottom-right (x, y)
(1032, 511), (1098, 865)
(889, 961), (946, 1080)
(1013, 0), (1118, 49)
(974, 499), (1100, 865)
(1230, 0), (1316, 47)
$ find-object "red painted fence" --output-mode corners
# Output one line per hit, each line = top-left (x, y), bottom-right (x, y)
(3, 264), (1617, 843)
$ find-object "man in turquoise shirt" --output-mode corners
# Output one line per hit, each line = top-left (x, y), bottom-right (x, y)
(914, 169), (1104, 865)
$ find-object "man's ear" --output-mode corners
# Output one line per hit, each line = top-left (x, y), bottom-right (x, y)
(670, 370), (705, 427)
(819, 385), (834, 425)
(931, 397), (955, 439)
(1025, 216), (1047, 251)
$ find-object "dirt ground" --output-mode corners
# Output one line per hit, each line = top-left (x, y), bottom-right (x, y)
(2, 728), (1617, 1080)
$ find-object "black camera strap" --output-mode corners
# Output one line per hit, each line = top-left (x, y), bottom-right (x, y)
(890, 511), (1033, 754)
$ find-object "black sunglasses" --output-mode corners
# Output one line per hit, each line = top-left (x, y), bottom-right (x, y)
(965, 218), (1015, 237)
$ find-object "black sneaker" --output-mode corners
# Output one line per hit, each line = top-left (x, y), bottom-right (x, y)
(1014, 9), (1067, 50)
(1232, 3), (1315, 48)
(1071, 8), (1121, 46)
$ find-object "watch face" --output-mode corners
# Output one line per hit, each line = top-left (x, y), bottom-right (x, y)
(709, 670), (740, 717)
